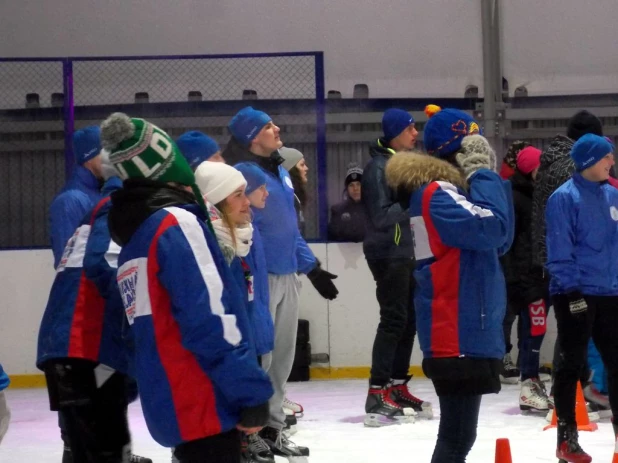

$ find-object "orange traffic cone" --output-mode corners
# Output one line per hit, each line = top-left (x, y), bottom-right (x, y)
(543, 381), (598, 431)
(495, 438), (513, 463)
(612, 437), (618, 463)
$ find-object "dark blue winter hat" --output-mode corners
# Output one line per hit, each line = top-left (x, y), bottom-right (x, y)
(73, 126), (101, 165)
(176, 131), (221, 170)
(570, 133), (615, 172)
(382, 109), (414, 141)
(235, 162), (268, 195)
(423, 105), (481, 158)
(228, 106), (272, 147)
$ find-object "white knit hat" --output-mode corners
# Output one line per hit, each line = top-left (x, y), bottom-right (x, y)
(194, 161), (247, 206)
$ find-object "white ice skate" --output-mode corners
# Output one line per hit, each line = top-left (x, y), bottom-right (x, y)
(283, 397), (304, 418)
(519, 378), (550, 412)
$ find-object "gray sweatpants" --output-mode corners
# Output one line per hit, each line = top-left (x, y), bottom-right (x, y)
(261, 273), (301, 428)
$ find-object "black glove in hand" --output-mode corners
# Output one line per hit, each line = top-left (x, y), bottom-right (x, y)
(567, 291), (587, 315)
(307, 266), (339, 300)
(239, 402), (270, 429)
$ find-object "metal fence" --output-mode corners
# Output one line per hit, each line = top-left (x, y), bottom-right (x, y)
(0, 52), (326, 247)
(2, 53), (618, 249)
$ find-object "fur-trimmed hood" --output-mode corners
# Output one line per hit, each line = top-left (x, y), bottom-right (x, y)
(385, 151), (467, 193)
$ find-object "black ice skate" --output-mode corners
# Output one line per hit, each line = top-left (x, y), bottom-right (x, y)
(364, 384), (415, 427)
(260, 426), (309, 462)
(389, 376), (433, 419)
(243, 432), (275, 463)
(499, 353), (520, 384)
(556, 421), (592, 463)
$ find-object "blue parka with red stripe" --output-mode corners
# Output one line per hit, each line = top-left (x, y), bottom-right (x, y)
(37, 177), (128, 374)
(107, 179), (273, 448)
(386, 152), (514, 393)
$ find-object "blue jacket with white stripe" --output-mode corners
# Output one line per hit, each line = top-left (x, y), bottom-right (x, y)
(107, 180), (273, 448)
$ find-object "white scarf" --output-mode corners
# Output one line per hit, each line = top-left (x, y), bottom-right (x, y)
(208, 203), (253, 262)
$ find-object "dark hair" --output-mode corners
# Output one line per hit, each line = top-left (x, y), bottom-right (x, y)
(289, 166), (308, 208)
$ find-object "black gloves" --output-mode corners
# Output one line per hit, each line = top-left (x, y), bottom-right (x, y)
(567, 291), (587, 315)
(239, 402), (270, 429)
(307, 265), (339, 300)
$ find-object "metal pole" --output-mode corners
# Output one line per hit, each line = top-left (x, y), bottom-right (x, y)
(62, 59), (75, 181)
(314, 52), (328, 241)
(481, 0), (497, 147)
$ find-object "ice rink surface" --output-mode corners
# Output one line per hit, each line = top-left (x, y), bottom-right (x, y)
(1, 378), (615, 462)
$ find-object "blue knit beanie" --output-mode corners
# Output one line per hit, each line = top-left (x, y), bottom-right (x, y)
(176, 131), (221, 170)
(382, 109), (414, 141)
(229, 107), (272, 146)
(423, 105), (481, 158)
(234, 162), (268, 195)
(570, 133), (615, 172)
(73, 126), (101, 165)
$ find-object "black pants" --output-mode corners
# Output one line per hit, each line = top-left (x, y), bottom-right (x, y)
(174, 429), (241, 463)
(431, 394), (482, 463)
(45, 360), (131, 462)
(553, 294), (618, 424)
(367, 258), (416, 386)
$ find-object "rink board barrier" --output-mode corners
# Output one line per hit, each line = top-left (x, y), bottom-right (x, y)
(0, 244), (558, 388)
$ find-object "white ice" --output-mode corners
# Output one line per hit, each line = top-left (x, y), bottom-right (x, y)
(0, 379), (615, 462)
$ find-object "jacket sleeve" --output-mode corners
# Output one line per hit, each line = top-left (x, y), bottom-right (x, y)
(497, 179), (515, 256)
(49, 191), (93, 269)
(83, 210), (120, 297)
(156, 216), (273, 409)
(362, 161), (409, 230)
(296, 234), (317, 274)
(545, 191), (579, 293)
(426, 170), (512, 251)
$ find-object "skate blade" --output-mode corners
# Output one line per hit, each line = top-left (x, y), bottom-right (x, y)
(519, 404), (549, 413)
(364, 413), (415, 427)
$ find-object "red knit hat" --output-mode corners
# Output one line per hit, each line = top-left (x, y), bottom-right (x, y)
(516, 146), (542, 174)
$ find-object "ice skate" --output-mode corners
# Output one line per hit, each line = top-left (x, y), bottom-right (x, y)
(283, 397), (304, 418)
(260, 426), (309, 462)
(243, 432), (275, 463)
(364, 384), (415, 427)
(519, 378), (550, 412)
(556, 421), (592, 463)
(389, 376), (433, 419)
(129, 455), (153, 463)
(499, 353), (520, 384)
(284, 413), (298, 436)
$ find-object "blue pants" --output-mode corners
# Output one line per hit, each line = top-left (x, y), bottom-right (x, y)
(431, 394), (482, 463)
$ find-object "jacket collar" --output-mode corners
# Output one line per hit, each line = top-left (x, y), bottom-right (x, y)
(73, 165), (100, 191)
(573, 172), (607, 191)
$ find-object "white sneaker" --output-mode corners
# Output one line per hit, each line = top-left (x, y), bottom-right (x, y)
(0, 391), (11, 445)
(520, 378), (550, 412)
(283, 397), (304, 418)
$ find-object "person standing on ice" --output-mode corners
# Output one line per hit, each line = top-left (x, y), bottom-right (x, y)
(500, 146), (553, 412)
(386, 105), (513, 463)
(545, 134), (618, 463)
(361, 108), (431, 427)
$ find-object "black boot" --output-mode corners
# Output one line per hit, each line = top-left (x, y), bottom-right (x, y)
(556, 421), (591, 463)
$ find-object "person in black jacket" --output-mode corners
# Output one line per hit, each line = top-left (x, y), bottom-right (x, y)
(502, 146), (553, 412)
(328, 163), (367, 242)
(362, 108), (431, 426)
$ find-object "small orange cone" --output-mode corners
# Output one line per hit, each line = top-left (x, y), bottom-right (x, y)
(543, 381), (598, 431)
(612, 437), (618, 463)
(495, 438), (513, 463)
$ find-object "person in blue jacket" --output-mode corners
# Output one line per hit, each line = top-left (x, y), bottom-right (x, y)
(545, 134), (618, 462)
(0, 363), (10, 445)
(49, 126), (104, 269)
(222, 107), (338, 457)
(102, 113), (273, 463)
(37, 149), (153, 462)
(386, 106), (514, 463)
(195, 161), (281, 463)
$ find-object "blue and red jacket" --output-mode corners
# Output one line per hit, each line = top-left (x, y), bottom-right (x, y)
(37, 177), (128, 374)
(410, 170), (514, 361)
(115, 204), (273, 448)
